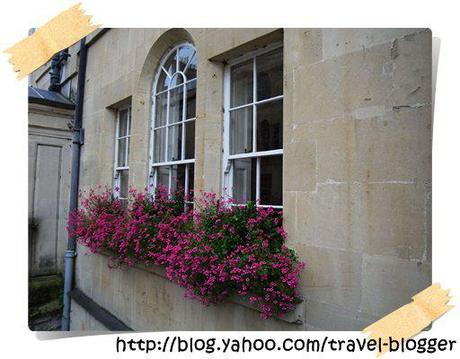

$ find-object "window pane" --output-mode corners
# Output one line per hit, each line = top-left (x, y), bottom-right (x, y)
(153, 128), (166, 163)
(117, 138), (127, 167)
(230, 107), (253, 155)
(256, 47), (283, 101)
(118, 109), (129, 137)
(230, 59), (253, 107)
(186, 80), (196, 119)
(232, 158), (256, 204)
(178, 46), (195, 73)
(170, 73), (184, 87)
(185, 120), (195, 159)
(119, 170), (129, 199)
(260, 156), (282, 206)
(155, 92), (167, 127)
(184, 53), (197, 80)
(156, 69), (169, 93)
(167, 124), (182, 161)
(187, 164), (194, 200)
(171, 164), (186, 193)
(163, 50), (177, 78)
(169, 85), (184, 124)
(156, 166), (169, 189)
(256, 99), (283, 151)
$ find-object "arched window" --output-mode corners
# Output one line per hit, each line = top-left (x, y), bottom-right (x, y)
(150, 43), (197, 206)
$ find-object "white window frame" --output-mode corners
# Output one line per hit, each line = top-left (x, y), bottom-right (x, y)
(148, 42), (197, 205)
(113, 105), (131, 200)
(222, 42), (283, 209)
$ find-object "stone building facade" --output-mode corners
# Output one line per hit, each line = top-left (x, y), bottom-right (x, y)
(30, 28), (432, 330)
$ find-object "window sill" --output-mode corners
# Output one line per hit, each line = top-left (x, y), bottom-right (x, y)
(96, 249), (304, 325)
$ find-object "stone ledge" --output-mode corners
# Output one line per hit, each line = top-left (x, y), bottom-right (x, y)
(96, 249), (305, 325)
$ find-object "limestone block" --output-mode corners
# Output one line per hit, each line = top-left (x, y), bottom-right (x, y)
(363, 182), (426, 260)
(352, 106), (432, 183)
(361, 254), (431, 318)
(294, 245), (363, 311)
(321, 28), (423, 59)
(292, 41), (394, 123)
(295, 183), (368, 252)
(283, 138), (316, 192)
(390, 30), (432, 107)
(284, 29), (322, 69)
(305, 299), (378, 331)
(293, 106), (432, 184)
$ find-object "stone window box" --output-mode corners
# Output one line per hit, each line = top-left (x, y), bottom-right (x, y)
(97, 249), (305, 325)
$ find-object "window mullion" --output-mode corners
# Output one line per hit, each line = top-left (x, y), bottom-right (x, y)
(256, 157), (261, 204)
(168, 166), (172, 195)
(252, 57), (257, 153)
(165, 89), (170, 162)
(185, 163), (189, 209)
(181, 83), (186, 160)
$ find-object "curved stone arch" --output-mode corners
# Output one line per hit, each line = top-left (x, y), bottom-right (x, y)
(130, 29), (196, 190)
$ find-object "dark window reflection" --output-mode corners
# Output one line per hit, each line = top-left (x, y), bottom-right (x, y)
(256, 48), (283, 101)
(171, 164), (186, 192)
(256, 99), (283, 151)
(185, 120), (195, 159)
(157, 166), (169, 188)
(188, 165), (194, 200)
(230, 106), (253, 155)
(119, 170), (129, 199)
(260, 156), (282, 206)
(233, 158), (256, 204)
(169, 85), (184, 124)
(231, 59), (253, 107)
(186, 80), (196, 119)
(167, 124), (182, 161)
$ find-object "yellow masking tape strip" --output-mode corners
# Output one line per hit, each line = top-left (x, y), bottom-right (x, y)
(4, 3), (99, 80)
(363, 283), (453, 355)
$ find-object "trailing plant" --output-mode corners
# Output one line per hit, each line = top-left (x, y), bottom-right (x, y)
(68, 186), (305, 318)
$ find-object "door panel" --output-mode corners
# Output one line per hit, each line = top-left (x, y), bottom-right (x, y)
(31, 144), (62, 275)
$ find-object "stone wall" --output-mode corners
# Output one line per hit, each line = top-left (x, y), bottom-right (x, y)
(70, 28), (432, 330)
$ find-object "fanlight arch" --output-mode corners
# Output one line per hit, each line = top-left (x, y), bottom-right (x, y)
(149, 43), (197, 206)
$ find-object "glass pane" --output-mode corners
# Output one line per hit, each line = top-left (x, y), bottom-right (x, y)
(155, 92), (167, 127)
(167, 124), (182, 161)
(118, 109), (129, 137)
(170, 73), (184, 88)
(186, 80), (196, 119)
(153, 128), (166, 163)
(185, 120), (195, 159)
(117, 138), (127, 167)
(171, 164), (186, 193)
(232, 158), (256, 204)
(188, 164), (194, 200)
(169, 85), (184, 124)
(256, 99), (283, 151)
(156, 166), (169, 190)
(119, 170), (129, 199)
(163, 50), (177, 78)
(260, 156), (282, 206)
(178, 46), (195, 73)
(256, 47), (283, 101)
(230, 59), (253, 107)
(230, 107), (253, 155)
(184, 53), (197, 80)
(156, 68), (169, 93)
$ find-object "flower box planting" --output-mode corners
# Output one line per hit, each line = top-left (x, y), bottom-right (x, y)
(69, 187), (305, 319)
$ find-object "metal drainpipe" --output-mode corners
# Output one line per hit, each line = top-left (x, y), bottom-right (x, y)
(62, 37), (88, 331)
